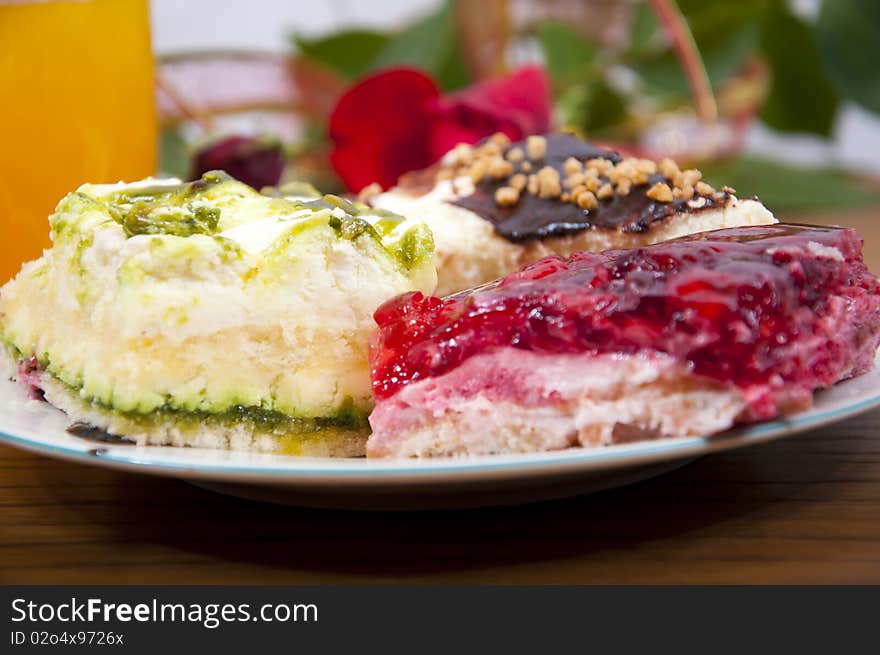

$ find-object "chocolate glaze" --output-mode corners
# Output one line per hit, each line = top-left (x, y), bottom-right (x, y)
(450, 133), (728, 243)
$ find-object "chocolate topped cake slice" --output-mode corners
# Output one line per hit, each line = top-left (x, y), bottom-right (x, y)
(369, 132), (777, 295)
(367, 224), (880, 458)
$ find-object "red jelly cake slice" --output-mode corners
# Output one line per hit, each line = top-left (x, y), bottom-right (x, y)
(367, 224), (880, 458)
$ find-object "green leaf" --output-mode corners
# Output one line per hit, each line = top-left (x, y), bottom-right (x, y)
(368, 2), (470, 91)
(628, 3), (662, 56)
(759, 3), (838, 136)
(583, 80), (628, 135)
(293, 30), (389, 80)
(817, 0), (880, 114)
(555, 85), (590, 130)
(555, 79), (628, 138)
(633, 0), (764, 100)
(636, 23), (758, 99)
(535, 22), (625, 136)
(158, 127), (190, 179)
(677, 0), (767, 40)
(432, 42), (471, 93)
(701, 157), (880, 212)
(537, 21), (598, 89)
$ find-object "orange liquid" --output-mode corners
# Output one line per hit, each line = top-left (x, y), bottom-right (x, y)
(0, 0), (157, 282)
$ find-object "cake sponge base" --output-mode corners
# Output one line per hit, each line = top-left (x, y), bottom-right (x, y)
(4, 350), (367, 457)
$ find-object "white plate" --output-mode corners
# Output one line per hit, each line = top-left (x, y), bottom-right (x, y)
(2, 361), (879, 510)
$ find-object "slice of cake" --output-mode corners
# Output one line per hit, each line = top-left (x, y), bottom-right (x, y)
(0, 172), (435, 455)
(367, 224), (880, 458)
(368, 132), (777, 295)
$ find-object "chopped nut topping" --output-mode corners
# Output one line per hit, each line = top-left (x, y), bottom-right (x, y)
(631, 170), (650, 186)
(586, 158), (613, 174)
(563, 157), (583, 175)
(451, 143), (474, 166)
(481, 142), (502, 158)
(527, 174), (539, 195)
(722, 185), (736, 195)
(563, 172), (585, 189)
(612, 160), (636, 182)
(357, 183), (382, 203)
(636, 159), (658, 176)
(659, 158), (680, 180)
(647, 181), (674, 202)
(489, 132), (511, 147)
(468, 160), (487, 184)
(584, 176), (601, 193)
(435, 136), (718, 214)
(677, 168), (702, 188)
(673, 184), (695, 201)
(536, 166), (561, 199)
(576, 190), (598, 210)
(509, 173), (527, 191)
(526, 135), (547, 160)
(570, 184), (587, 198)
(695, 181), (715, 196)
(488, 157), (513, 179)
(495, 186), (520, 206)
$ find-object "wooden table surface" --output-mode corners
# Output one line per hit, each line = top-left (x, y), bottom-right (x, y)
(2, 208), (879, 585)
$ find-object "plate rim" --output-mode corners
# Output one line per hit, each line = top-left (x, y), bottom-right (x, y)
(1, 375), (879, 485)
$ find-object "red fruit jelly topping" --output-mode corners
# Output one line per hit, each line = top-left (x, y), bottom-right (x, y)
(371, 225), (880, 417)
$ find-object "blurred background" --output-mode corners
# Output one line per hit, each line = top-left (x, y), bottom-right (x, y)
(153, 0), (880, 175)
(149, 0), (880, 198)
(3, 0), (880, 279)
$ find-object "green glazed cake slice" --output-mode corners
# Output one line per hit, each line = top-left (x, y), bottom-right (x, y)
(0, 172), (436, 455)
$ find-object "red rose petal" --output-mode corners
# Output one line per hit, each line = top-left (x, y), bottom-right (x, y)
(328, 66), (554, 191)
(329, 68), (440, 191)
(428, 66), (553, 159)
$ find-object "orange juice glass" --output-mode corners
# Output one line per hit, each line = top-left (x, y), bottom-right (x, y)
(0, 0), (157, 282)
